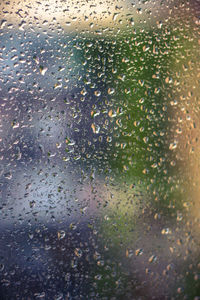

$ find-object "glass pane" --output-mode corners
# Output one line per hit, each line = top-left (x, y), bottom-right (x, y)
(0, 0), (200, 299)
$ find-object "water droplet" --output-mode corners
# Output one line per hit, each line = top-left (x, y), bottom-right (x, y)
(39, 65), (48, 76)
(94, 90), (101, 97)
(91, 123), (100, 134)
(149, 255), (157, 263)
(4, 172), (12, 180)
(169, 142), (178, 150)
(11, 119), (19, 129)
(135, 248), (143, 256)
(0, 264), (4, 271)
(57, 230), (66, 240)
(161, 228), (171, 235)
(74, 248), (82, 258)
(108, 87), (115, 95)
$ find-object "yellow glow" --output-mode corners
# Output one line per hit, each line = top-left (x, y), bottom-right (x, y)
(0, 0), (178, 33)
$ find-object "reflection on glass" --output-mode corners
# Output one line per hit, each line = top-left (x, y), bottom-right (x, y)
(0, 0), (200, 299)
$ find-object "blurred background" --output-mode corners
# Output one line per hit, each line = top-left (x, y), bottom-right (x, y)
(0, 0), (200, 299)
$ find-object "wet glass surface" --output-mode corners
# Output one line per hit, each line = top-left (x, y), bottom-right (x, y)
(0, 0), (200, 299)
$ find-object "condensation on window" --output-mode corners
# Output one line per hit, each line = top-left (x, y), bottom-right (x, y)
(0, 0), (200, 299)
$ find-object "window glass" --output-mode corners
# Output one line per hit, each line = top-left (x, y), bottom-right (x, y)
(0, 0), (200, 299)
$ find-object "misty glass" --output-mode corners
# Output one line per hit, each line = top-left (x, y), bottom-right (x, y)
(0, 0), (200, 299)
